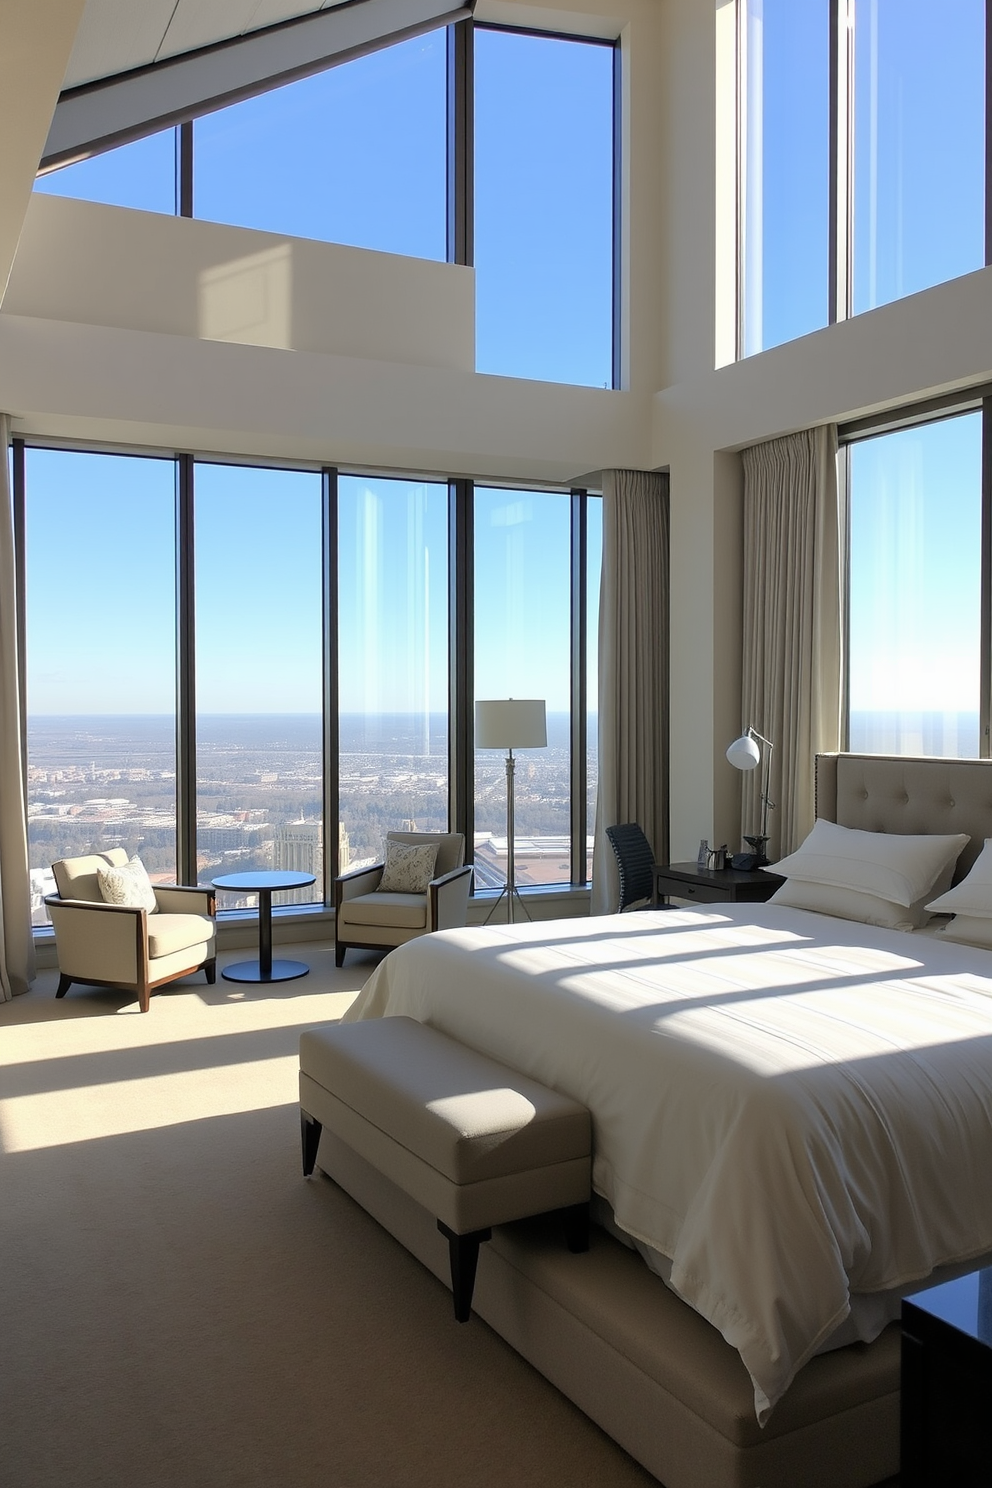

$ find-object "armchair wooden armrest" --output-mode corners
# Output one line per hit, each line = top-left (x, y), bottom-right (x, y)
(334, 863), (384, 914)
(429, 865), (474, 932)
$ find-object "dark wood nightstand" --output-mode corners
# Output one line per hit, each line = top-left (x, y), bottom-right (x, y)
(653, 861), (782, 907)
(902, 1266), (992, 1486)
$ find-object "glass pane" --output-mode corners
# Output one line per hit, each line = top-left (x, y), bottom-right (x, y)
(194, 464), (323, 908)
(194, 33), (447, 259)
(23, 449), (177, 924)
(33, 130), (177, 214)
(853, 0), (985, 314)
(475, 28), (614, 386)
(474, 488), (571, 892)
(586, 496), (603, 883)
(741, 0), (829, 354)
(848, 415), (982, 756)
(337, 476), (449, 870)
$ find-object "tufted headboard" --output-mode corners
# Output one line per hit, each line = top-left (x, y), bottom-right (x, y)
(815, 753), (992, 883)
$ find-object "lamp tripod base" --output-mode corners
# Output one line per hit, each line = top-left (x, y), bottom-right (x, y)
(482, 884), (533, 926)
(743, 834), (770, 867)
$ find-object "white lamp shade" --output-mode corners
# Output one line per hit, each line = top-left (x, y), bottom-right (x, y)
(475, 699), (547, 749)
(726, 733), (761, 770)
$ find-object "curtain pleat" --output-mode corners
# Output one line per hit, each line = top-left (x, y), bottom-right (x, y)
(739, 426), (843, 859)
(591, 469), (670, 915)
(0, 414), (35, 998)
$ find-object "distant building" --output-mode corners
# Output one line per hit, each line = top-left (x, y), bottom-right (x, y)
(272, 820), (323, 904)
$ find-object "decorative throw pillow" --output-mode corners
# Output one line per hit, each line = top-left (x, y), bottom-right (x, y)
(97, 856), (157, 912)
(765, 819), (969, 909)
(377, 840), (439, 895)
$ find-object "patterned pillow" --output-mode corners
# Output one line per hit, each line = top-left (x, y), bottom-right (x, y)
(97, 856), (157, 912)
(377, 840), (439, 895)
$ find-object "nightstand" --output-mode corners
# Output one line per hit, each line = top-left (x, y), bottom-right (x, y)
(653, 861), (782, 907)
(901, 1266), (992, 1486)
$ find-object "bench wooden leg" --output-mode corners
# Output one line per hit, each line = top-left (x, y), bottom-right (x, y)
(55, 974), (73, 999)
(438, 1221), (492, 1322)
(301, 1111), (322, 1176)
(562, 1202), (590, 1253)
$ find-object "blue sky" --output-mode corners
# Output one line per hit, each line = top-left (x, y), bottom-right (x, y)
(27, 25), (611, 717)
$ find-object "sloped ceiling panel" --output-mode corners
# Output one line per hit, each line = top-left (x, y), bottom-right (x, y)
(62, 1), (348, 89)
(44, 0), (470, 169)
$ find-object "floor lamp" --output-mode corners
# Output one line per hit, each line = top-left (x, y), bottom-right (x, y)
(476, 699), (547, 924)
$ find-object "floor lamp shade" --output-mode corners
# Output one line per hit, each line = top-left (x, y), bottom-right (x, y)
(475, 700), (546, 925)
(475, 699), (547, 750)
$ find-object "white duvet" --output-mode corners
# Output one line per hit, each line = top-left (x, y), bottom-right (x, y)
(344, 904), (992, 1422)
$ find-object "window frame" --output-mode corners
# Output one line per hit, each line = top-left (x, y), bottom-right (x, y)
(12, 439), (600, 928)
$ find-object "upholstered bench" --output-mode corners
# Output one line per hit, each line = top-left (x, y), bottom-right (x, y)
(299, 1017), (592, 1320)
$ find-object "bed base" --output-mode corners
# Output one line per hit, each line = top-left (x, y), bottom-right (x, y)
(318, 1132), (900, 1488)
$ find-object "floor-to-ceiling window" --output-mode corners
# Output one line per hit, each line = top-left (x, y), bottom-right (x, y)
(21, 449), (178, 924)
(739, 0), (986, 356)
(846, 410), (983, 757)
(193, 464), (324, 909)
(337, 475), (449, 871)
(473, 487), (574, 890)
(16, 450), (600, 921)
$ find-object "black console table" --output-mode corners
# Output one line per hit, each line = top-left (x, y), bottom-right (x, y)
(902, 1265), (992, 1486)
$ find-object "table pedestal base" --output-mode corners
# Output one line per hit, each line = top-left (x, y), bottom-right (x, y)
(222, 959), (310, 984)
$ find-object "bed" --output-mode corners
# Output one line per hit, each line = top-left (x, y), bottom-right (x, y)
(318, 753), (992, 1487)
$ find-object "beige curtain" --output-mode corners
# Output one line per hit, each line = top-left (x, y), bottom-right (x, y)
(0, 414), (35, 998)
(591, 469), (670, 915)
(738, 425), (843, 860)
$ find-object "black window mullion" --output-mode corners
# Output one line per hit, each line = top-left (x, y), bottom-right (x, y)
(981, 402), (992, 759)
(447, 18), (473, 266)
(986, 0), (992, 265)
(12, 439), (28, 818)
(570, 490), (588, 884)
(322, 467), (339, 891)
(176, 453), (197, 884)
(178, 120), (193, 217)
(611, 40), (622, 390)
(448, 478), (474, 865)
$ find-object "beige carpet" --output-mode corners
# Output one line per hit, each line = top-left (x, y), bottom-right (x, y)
(0, 945), (661, 1488)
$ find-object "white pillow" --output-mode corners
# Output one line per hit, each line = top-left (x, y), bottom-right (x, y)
(768, 878), (919, 931)
(935, 914), (992, 950)
(97, 855), (157, 912)
(766, 819), (969, 908)
(926, 838), (992, 918)
(377, 840), (439, 894)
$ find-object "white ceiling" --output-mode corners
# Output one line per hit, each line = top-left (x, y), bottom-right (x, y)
(62, 0), (354, 90)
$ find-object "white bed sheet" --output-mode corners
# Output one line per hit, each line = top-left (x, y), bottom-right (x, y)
(344, 904), (992, 1423)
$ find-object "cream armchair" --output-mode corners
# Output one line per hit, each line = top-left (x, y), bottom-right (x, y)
(334, 831), (473, 967)
(46, 849), (216, 1013)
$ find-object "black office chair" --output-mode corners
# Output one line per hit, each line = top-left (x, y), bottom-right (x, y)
(606, 823), (656, 912)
